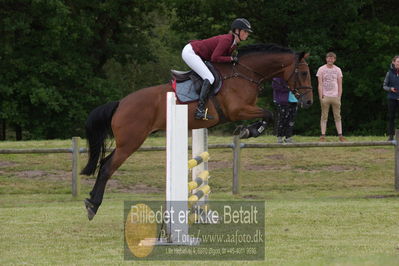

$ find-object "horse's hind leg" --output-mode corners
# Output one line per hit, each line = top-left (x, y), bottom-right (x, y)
(84, 133), (149, 220)
(84, 150), (115, 220)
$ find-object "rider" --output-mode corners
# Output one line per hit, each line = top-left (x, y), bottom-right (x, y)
(181, 18), (252, 120)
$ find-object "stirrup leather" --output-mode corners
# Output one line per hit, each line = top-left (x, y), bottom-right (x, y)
(203, 108), (209, 120)
(195, 107), (213, 120)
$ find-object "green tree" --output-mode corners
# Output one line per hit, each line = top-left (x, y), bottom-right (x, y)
(103, 6), (188, 96)
(0, 0), (157, 139)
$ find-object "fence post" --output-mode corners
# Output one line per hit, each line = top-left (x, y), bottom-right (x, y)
(72, 137), (81, 197)
(395, 130), (399, 191)
(232, 135), (241, 194)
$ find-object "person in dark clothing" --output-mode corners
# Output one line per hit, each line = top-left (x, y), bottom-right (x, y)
(272, 77), (298, 143)
(383, 55), (399, 141)
(181, 18), (252, 120)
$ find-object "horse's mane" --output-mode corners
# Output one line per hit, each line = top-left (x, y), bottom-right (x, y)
(237, 43), (294, 58)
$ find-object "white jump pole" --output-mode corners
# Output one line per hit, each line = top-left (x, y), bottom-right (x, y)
(165, 92), (188, 244)
(156, 92), (199, 245)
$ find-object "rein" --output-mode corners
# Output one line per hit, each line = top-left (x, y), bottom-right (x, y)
(223, 59), (312, 98)
(223, 62), (266, 88)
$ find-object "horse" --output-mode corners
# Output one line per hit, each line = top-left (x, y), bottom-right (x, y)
(81, 44), (313, 220)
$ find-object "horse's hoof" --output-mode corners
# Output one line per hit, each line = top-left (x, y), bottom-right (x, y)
(233, 125), (244, 135)
(86, 207), (96, 221)
(239, 128), (250, 139)
(84, 199), (96, 221)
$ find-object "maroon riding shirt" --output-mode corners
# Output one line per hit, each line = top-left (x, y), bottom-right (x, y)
(190, 34), (236, 63)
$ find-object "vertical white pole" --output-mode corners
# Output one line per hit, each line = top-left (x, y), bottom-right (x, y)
(166, 92), (188, 243)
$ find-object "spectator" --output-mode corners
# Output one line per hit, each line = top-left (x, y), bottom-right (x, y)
(383, 55), (399, 141)
(272, 77), (298, 143)
(316, 52), (346, 142)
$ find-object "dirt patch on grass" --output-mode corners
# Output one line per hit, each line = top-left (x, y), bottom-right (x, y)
(293, 165), (364, 173)
(365, 194), (399, 199)
(16, 170), (50, 178)
(295, 168), (320, 173)
(369, 148), (391, 153)
(82, 178), (162, 194)
(11, 169), (161, 193)
(325, 165), (363, 172)
(240, 163), (363, 172)
(0, 161), (19, 168)
(264, 154), (285, 160)
(14, 170), (70, 180)
(244, 164), (290, 171)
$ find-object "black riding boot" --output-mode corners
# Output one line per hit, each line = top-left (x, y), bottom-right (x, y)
(195, 79), (214, 120)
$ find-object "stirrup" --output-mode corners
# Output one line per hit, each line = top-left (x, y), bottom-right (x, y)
(195, 108), (213, 120)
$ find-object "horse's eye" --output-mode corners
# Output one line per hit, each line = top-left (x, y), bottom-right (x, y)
(301, 71), (308, 77)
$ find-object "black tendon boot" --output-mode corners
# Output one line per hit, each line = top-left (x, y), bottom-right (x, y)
(234, 120), (267, 139)
(195, 79), (214, 120)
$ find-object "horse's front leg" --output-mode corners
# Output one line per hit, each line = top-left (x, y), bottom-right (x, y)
(232, 105), (273, 121)
(231, 105), (274, 139)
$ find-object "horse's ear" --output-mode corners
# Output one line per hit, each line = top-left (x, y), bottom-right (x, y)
(297, 52), (309, 61)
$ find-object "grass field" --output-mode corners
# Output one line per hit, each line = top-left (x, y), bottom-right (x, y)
(1, 135), (399, 265)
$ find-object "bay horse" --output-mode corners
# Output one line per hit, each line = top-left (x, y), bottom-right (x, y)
(81, 44), (313, 220)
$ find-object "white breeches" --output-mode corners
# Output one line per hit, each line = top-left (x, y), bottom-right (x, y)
(181, 44), (215, 84)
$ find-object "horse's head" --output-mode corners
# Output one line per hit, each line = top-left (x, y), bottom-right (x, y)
(284, 52), (313, 109)
(231, 44), (313, 109)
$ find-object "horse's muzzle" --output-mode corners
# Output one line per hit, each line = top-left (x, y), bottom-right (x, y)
(300, 99), (313, 109)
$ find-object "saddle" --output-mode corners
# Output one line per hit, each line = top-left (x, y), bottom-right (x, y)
(171, 61), (222, 103)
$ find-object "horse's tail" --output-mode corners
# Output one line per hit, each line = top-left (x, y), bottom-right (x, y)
(81, 101), (119, 176)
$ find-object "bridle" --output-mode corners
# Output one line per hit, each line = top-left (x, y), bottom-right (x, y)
(285, 62), (313, 99)
(223, 58), (313, 99)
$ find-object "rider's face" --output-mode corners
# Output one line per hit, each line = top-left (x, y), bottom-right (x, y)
(240, 30), (250, 41)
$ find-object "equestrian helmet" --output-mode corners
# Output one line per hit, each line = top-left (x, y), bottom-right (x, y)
(231, 18), (253, 32)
